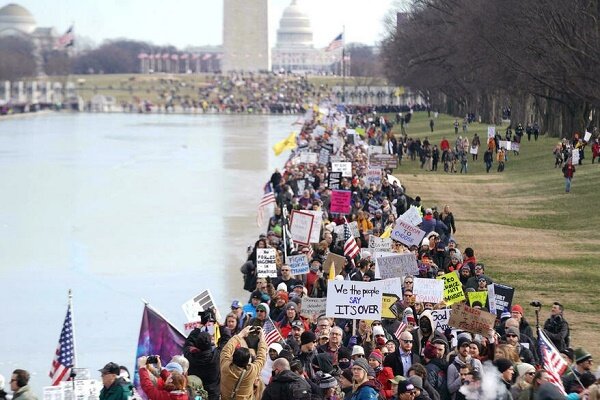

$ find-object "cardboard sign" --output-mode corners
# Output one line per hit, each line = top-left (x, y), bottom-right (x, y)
(468, 291), (488, 307)
(182, 289), (223, 323)
(300, 152), (318, 164)
(491, 283), (514, 318)
(323, 252), (347, 276)
(256, 248), (277, 277)
(330, 190), (352, 214)
(332, 162), (352, 177)
(448, 303), (496, 336)
(288, 254), (309, 275)
(326, 280), (383, 320)
(487, 126), (495, 139)
(375, 253), (419, 279)
(369, 236), (392, 252)
(398, 206), (422, 226)
(369, 153), (399, 169)
(390, 220), (426, 247)
(366, 168), (382, 186)
(290, 210), (315, 246)
(437, 271), (466, 305)
(328, 172), (342, 189)
(301, 297), (327, 318)
(413, 278), (444, 303)
(430, 308), (452, 333)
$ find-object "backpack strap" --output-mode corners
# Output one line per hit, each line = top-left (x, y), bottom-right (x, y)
(230, 367), (249, 400)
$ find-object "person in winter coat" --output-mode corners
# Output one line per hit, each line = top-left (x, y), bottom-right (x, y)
(543, 302), (570, 353)
(384, 331), (422, 377)
(262, 358), (312, 400)
(9, 370), (38, 400)
(184, 329), (226, 400)
(411, 310), (446, 358)
(220, 326), (267, 400)
(349, 358), (381, 400)
(367, 350), (395, 399)
(423, 342), (450, 400)
(447, 337), (483, 400)
(562, 159), (576, 193)
(98, 363), (133, 400)
(138, 359), (188, 400)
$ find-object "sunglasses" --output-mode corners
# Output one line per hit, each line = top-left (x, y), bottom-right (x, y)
(401, 340), (412, 344)
(526, 372), (535, 376)
(506, 334), (518, 338)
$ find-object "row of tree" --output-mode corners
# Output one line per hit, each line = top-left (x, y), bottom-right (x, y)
(381, 0), (600, 136)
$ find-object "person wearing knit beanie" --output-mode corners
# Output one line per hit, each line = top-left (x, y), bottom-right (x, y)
(368, 350), (384, 365)
(423, 342), (437, 360)
(352, 357), (370, 374)
(495, 357), (515, 394)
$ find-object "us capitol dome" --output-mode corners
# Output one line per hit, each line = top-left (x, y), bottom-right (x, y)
(0, 3), (37, 36)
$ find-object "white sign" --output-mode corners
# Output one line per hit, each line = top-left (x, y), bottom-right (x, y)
(334, 221), (359, 239)
(584, 131), (592, 142)
(499, 140), (512, 150)
(368, 145), (383, 155)
(326, 280), (384, 320)
(182, 289), (223, 323)
(375, 253), (419, 279)
(314, 125), (326, 137)
(390, 220), (427, 247)
(369, 236), (392, 252)
(305, 210), (323, 243)
(398, 206), (422, 226)
(299, 152), (318, 164)
(332, 161), (352, 177)
(487, 284), (497, 315)
(487, 126), (496, 139)
(366, 169), (382, 186)
(413, 278), (444, 303)
(288, 254), (309, 275)
(379, 277), (404, 298)
(469, 146), (478, 155)
(430, 308), (452, 333)
(290, 210), (315, 246)
(301, 297), (327, 318)
(571, 149), (580, 164)
(44, 386), (64, 400)
(257, 248), (277, 277)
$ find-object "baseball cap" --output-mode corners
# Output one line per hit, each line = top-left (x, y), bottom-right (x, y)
(291, 320), (304, 329)
(397, 380), (416, 394)
(231, 300), (241, 309)
(99, 362), (120, 375)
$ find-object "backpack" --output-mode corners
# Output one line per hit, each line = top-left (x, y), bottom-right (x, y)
(287, 379), (311, 400)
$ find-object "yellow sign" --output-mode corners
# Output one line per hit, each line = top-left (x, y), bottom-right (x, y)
(468, 291), (488, 307)
(395, 87), (405, 97)
(437, 271), (466, 305)
(381, 293), (400, 319)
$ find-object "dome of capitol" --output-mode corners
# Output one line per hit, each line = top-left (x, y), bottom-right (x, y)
(0, 3), (37, 35)
(276, 0), (313, 48)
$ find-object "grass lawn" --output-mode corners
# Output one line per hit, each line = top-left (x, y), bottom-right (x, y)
(388, 112), (600, 355)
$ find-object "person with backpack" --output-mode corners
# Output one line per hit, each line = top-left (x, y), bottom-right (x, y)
(262, 358), (312, 400)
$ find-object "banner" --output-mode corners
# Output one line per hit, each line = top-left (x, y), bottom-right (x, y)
(299, 152), (318, 164)
(290, 210), (315, 245)
(181, 289), (222, 323)
(301, 297), (327, 318)
(487, 126), (495, 139)
(469, 146), (479, 155)
(390, 220), (426, 247)
(437, 271), (466, 305)
(332, 161), (352, 177)
(326, 280), (383, 320)
(430, 308), (452, 333)
(323, 252), (347, 276)
(491, 283), (514, 318)
(368, 153), (399, 169)
(330, 190), (352, 214)
(448, 303), (496, 336)
(288, 254), (309, 275)
(398, 206), (422, 226)
(256, 248), (277, 277)
(327, 172), (342, 189)
(413, 277), (444, 303)
(375, 253), (419, 279)
(368, 236), (392, 252)
(366, 169), (382, 186)
(468, 291), (488, 308)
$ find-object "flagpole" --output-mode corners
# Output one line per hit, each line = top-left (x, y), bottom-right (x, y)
(69, 289), (77, 368)
(342, 25), (346, 104)
(143, 300), (187, 337)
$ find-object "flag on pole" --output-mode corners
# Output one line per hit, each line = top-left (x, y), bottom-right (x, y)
(272, 132), (297, 156)
(202, 53), (212, 60)
(538, 328), (568, 395)
(326, 33), (343, 52)
(134, 304), (186, 394)
(49, 295), (75, 386)
(343, 220), (360, 259)
(393, 322), (408, 341)
(263, 317), (284, 346)
(55, 25), (74, 49)
(257, 182), (276, 227)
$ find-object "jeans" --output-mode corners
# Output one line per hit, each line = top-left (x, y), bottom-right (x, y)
(565, 177), (572, 192)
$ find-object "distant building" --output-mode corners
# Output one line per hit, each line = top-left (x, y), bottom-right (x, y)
(222, 0), (269, 72)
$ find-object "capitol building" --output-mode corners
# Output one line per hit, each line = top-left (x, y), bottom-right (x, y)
(271, 0), (341, 74)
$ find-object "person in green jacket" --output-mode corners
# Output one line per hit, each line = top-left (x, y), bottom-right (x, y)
(99, 362), (133, 400)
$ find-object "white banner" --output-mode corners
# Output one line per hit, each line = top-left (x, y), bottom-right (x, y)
(398, 206), (422, 226)
(430, 308), (452, 333)
(390, 220), (426, 247)
(182, 289), (222, 323)
(326, 280), (384, 320)
(369, 236), (392, 252)
(413, 278), (444, 303)
(257, 248), (277, 277)
(300, 152), (318, 164)
(305, 210), (323, 243)
(288, 254), (309, 275)
(332, 161), (352, 177)
(366, 168), (382, 186)
(375, 253), (419, 279)
(301, 297), (327, 318)
(290, 210), (315, 245)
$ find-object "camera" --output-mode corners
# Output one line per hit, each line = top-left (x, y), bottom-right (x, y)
(530, 301), (542, 308)
(249, 326), (262, 335)
(198, 309), (216, 324)
(146, 355), (159, 364)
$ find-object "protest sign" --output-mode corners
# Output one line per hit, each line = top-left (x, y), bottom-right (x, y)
(296, 179), (306, 193)
(314, 125), (326, 137)
(43, 386), (64, 400)
(367, 199), (381, 213)
(512, 142), (520, 152)
(318, 147), (330, 165)
(387, 174), (402, 187)
(375, 253), (419, 279)
(301, 297), (327, 318)
(305, 210), (323, 243)
(382, 293), (401, 319)
(571, 150), (580, 164)
(290, 210), (314, 246)
(398, 206), (422, 226)
(256, 248), (277, 277)
(468, 291), (488, 307)
(327, 172), (342, 189)
(430, 308), (452, 333)
(299, 152), (318, 164)
(366, 168), (382, 186)
(584, 131), (592, 142)
(448, 303), (496, 336)
(390, 220), (426, 247)
(369, 236), (392, 252)
(413, 277), (444, 303)
(326, 280), (383, 320)
(330, 190), (351, 214)
(369, 154), (399, 169)
(487, 284), (497, 315)
(288, 254), (309, 275)
(335, 221), (359, 239)
(332, 161), (352, 177)
(437, 271), (466, 305)
(499, 140), (512, 150)
(470, 146), (479, 155)
(181, 289), (223, 324)
(368, 145), (383, 155)
(487, 126), (495, 139)
(491, 283), (514, 318)
(323, 252), (347, 276)
(347, 133), (356, 145)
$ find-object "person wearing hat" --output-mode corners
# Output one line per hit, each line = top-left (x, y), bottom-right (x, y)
(511, 363), (535, 399)
(509, 304), (534, 340)
(245, 303), (270, 329)
(494, 358), (514, 399)
(458, 263), (472, 285)
(137, 356), (187, 400)
(318, 373), (340, 400)
(241, 290), (263, 319)
(349, 358), (381, 400)
(447, 337), (483, 400)
(368, 350), (394, 399)
(276, 302), (308, 338)
(504, 326), (535, 365)
(351, 345), (366, 361)
(184, 328), (223, 400)
(262, 358), (311, 400)
(296, 331), (318, 380)
(269, 291), (288, 321)
(562, 347), (594, 393)
(407, 376), (430, 400)
(396, 380), (417, 400)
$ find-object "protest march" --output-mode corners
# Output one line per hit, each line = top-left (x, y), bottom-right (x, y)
(11, 106), (599, 400)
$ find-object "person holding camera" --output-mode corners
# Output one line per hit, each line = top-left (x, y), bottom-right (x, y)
(184, 326), (226, 400)
(138, 357), (187, 400)
(220, 325), (267, 400)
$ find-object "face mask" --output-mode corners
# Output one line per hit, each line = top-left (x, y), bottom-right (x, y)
(339, 360), (351, 369)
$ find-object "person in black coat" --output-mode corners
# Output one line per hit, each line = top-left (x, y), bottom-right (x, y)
(184, 329), (229, 400)
(262, 358), (312, 400)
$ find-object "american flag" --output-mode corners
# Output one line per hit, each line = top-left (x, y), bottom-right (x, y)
(343, 220), (359, 259)
(394, 322), (408, 341)
(55, 25), (74, 49)
(203, 53), (213, 61)
(326, 33), (343, 52)
(538, 328), (568, 395)
(263, 317), (284, 346)
(257, 182), (276, 227)
(49, 301), (75, 385)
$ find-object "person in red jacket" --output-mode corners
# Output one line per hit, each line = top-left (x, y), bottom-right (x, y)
(138, 356), (188, 400)
(367, 350), (394, 399)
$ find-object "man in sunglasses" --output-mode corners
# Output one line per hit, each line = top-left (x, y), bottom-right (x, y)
(504, 327), (535, 365)
(384, 331), (421, 377)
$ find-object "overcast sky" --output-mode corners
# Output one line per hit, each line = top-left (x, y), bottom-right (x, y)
(13, 0), (403, 49)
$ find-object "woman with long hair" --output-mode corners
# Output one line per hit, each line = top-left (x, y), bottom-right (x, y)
(349, 358), (380, 400)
